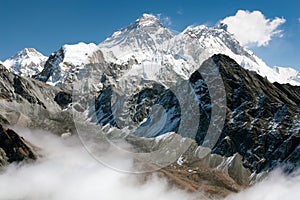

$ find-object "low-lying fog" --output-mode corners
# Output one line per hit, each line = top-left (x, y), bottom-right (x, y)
(0, 128), (299, 200)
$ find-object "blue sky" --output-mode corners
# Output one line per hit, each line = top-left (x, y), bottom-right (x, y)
(0, 0), (299, 69)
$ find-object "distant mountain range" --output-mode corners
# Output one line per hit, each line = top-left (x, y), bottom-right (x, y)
(2, 14), (300, 86)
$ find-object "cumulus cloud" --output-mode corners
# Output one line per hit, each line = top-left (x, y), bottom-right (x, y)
(221, 10), (286, 47)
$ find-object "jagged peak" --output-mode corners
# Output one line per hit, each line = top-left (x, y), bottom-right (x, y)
(182, 25), (212, 39)
(101, 13), (170, 45)
(23, 47), (38, 53)
(135, 13), (161, 26)
(12, 48), (46, 59)
(20, 47), (40, 54)
(182, 24), (240, 46)
(139, 13), (158, 20)
(52, 42), (101, 67)
(184, 25), (207, 31)
(183, 24), (229, 36)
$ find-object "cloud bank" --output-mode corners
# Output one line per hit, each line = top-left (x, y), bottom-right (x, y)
(0, 128), (197, 200)
(0, 128), (300, 200)
(221, 10), (286, 47)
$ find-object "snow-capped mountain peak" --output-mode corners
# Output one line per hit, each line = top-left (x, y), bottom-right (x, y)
(135, 13), (161, 27)
(9, 48), (43, 59)
(3, 48), (47, 77)
(99, 14), (174, 65)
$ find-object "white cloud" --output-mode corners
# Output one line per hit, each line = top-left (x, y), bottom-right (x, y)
(298, 18), (300, 23)
(157, 14), (172, 26)
(221, 10), (286, 47)
(176, 9), (183, 15)
(1, 127), (300, 199)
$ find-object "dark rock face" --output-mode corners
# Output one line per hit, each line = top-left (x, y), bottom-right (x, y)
(13, 76), (46, 108)
(0, 124), (38, 165)
(273, 82), (300, 106)
(94, 86), (117, 126)
(130, 84), (181, 137)
(33, 48), (105, 88)
(197, 55), (300, 172)
(54, 91), (72, 109)
(33, 48), (64, 82)
(94, 82), (182, 137)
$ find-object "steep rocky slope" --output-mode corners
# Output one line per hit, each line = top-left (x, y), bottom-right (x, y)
(198, 55), (300, 172)
(0, 63), (73, 134)
(89, 54), (300, 173)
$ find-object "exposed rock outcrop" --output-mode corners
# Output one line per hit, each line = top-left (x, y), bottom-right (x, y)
(0, 124), (38, 167)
